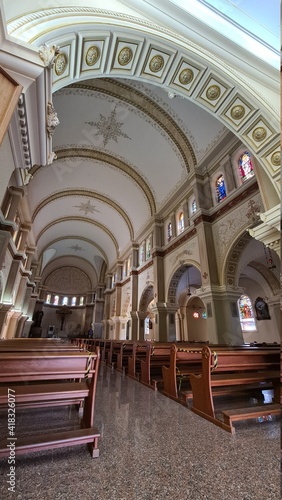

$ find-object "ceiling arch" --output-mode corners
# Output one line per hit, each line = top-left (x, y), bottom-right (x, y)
(1, 1), (279, 284)
(32, 189), (135, 240)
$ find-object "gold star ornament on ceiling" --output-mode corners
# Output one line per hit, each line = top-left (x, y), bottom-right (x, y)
(85, 108), (131, 147)
(73, 200), (101, 216)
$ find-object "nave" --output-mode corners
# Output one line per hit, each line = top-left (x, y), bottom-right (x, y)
(0, 363), (280, 500)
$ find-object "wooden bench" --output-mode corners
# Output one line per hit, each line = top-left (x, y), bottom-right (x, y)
(139, 343), (173, 389)
(106, 340), (123, 368)
(127, 342), (148, 380)
(101, 340), (112, 363)
(0, 339), (81, 352)
(116, 341), (135, 373)
(0, 348), (101, 457)
(162, 344), (203, 401)
(190, 345), (280, 433)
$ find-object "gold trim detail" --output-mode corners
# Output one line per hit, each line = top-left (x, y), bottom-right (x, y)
(55, 52), (68, 76)
(149, 55), (164, 73)
(85, 45), (100, 66)
(179, 68), (194, 85)
(271, 151), (280, 166)
(206, 85), (221, 101)
(118, 47), (133, 66)
(252, 127), (267, 142)
(230, 105), (245, 120)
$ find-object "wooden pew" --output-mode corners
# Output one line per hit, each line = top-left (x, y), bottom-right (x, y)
(127, 341), (148, 380)
(140, 342), (173, 389)
(106, 340), (123, 367)
(0, 339), (81, 352)
(101, 340), (112, 363)
(116, 341), (135, 373)
(162, 344), (203, 401)
(0, 348), (101, 457)
(190, 345), (280, 433)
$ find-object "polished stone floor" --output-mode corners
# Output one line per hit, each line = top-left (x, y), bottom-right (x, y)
(0, 364), (280, 500)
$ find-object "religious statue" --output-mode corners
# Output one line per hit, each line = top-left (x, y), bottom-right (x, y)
(254, 297), (270, 320)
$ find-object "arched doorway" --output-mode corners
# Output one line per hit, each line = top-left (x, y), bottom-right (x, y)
(138, 285), (155, 341)
(167, 264), (206, 341)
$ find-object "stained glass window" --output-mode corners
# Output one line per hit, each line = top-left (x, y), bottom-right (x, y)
(79, 296), (84, 306)
(71, 297), (76, 306)
(54, 295), (59, 305)
(62, 296), (68, 305)
(179, 212), (184, 233)
(238, 294), (256, 331)
(139, 245), (144, 264)
(167, 222), (172, 241)
(191, 199), (197, 213)
(216, 175), (227, 203)
(146, 240), (151, 259)
(239, 151), (254, 182)
(46, 294), (51, 304)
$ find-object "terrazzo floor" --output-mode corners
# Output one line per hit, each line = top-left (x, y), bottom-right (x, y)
(0, 364), (280, 500)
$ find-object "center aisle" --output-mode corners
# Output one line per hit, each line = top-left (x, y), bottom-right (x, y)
(0, 364), (280, 500)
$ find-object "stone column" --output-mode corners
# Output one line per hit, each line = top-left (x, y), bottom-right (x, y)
(2, 259), (22, 304)
(137, 311), (147, 341)
(0, 304), (13, 338)
(197, 286), (245, 344)
(0, 230), (12, 271)
(2, 186), (24, 222)
(130, 243), (139, 340)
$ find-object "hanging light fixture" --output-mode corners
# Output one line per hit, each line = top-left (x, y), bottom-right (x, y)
(187, 267), (191, 296)
(264, 245), (276, 270)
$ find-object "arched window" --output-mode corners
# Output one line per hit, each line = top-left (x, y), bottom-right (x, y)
(238, 294), (256, 332)
(191, 199), (197, 214)
(46, 294), (51, 304)
(146, 240), (151, 259)
(239, 151), (254, 182)
(54, 295), (59, 305)
(178, 212), (184, 233)
(71, 297), (76, 306)
(79, 296), (84, 306)
(123, 261), (127, 279)
(62, 296), (68, 305)
(216, 175), (227, 203)
(139, 245), (144, 264)
(167, 222), (172, 241)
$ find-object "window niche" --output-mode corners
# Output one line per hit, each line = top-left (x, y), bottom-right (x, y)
(232, 149), (255, 187)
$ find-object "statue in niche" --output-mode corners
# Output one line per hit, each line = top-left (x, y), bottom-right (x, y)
(33, 310), (44, 327)
(254, 297), (271, 320)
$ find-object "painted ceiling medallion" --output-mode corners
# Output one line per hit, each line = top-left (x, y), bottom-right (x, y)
(271, 151), (280, 166)
(85, 45), (100, 66)
(74, 199), (100, 216)
(179, 68), (194, 85)
(54, 52), (68, 76)
(231, 105), (245, 120)
(118, 47), (133, 66)
(68, 244), (84, 252)
(149, 55), (164, 73)
(206, 85), (221, 100)
(85, 108), (131, 147)
(252, 127), (267, 142)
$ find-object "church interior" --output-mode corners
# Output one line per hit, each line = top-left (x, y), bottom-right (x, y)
(0, 1), (280, 499)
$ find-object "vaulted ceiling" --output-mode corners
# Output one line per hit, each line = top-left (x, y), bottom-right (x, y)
(0, 1), (279, 290)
